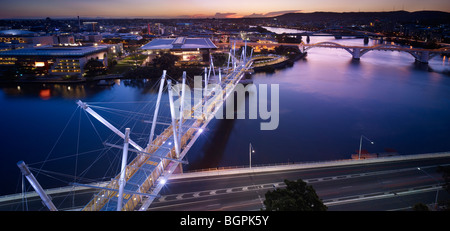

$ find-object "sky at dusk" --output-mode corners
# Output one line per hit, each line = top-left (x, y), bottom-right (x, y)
(1, 0), (449, 19)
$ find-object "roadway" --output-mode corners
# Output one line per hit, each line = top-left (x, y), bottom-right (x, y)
(147, 155), (450, 211)
(1, 154), (449, 211)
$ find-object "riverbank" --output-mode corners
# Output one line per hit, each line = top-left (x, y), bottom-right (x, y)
(253, 52), (307, 73)
(0, 74), (124, 84)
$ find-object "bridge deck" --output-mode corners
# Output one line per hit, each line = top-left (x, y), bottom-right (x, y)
(99, 119), (197, 211)
(220, 41), (449, 53)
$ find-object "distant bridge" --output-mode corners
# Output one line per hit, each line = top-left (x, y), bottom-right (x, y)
(224, 41), (450, 64)
(300, 41), (450, 63)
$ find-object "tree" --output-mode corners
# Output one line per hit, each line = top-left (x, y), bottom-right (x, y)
(412, 203), (430, 211)
(237, 46), (253, 58)
(152, 53), (179, 71)
(275, 33), (302, 44)
(437, 165), (450, 194)
(84, 58), (105, 77)
(274, 45), (300, 56)
(263, 179), (327, 211)
(211, 53), (228, 67)
(436, 165), (450, 210)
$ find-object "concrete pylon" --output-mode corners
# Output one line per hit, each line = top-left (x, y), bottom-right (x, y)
(417, 51), (430, 64)
(352, 48), (361, 59)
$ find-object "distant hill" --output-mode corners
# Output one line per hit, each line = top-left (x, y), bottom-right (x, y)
(267, 11), (450, 24)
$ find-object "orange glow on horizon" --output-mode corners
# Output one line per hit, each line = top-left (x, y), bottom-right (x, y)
(0, 1), (449, 19)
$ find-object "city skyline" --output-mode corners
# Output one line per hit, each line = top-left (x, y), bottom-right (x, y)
(1, 0), (450, 19)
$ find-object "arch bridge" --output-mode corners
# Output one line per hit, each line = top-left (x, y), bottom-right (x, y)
(299, 41), (450, 64)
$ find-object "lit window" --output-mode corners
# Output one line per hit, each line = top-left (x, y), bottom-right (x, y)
(35, 62), (45, 67)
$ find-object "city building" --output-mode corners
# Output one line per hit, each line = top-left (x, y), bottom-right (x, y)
(102, 33), (143, 41)
(75, 32), (103, 43)
(0, 30), (54, 49)
(53, 34), (76, 45)
(0, 45), (108, 78)
(140, 37), (217, 66)
(82, 22), (99, 32)
(105, 43), (124, 56)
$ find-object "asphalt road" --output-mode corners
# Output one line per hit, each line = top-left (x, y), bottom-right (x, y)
(1, 156), (449, 211)
(148, 156), (450, 211)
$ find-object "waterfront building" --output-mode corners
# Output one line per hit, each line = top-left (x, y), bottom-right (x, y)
(140, 37), (217, 66)
(0, 45), (108, 78)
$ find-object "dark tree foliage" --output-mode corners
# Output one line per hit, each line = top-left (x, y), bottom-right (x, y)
(264, 179), (327, 211)
(437, 165), (450, 194)
(237, 46), (253, 58)
(152, 53), (179, 71)
(84, 58), (105, 77)
(274, 45), (301, 56)
(412, 203), (430, 211)
(433, 165), (450, 211)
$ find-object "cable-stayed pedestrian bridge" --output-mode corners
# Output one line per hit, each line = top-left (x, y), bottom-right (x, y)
(17, 46), (254, 211)
(80, 54), (252, 211)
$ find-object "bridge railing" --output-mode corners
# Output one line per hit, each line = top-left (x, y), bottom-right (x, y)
(179, 151), (450, 175)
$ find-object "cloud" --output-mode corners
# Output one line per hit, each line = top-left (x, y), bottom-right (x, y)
(213, 12), (238, 18)
(264, 10), (302, 17)
(175, 10), (302, 19)
(176, 14), (209, 18)
(175, 12), (238, 19)
(244, 10), (302, 18)
(244, 13), (266, 18)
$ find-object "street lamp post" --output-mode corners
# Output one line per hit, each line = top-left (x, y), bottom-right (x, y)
(358, 135), (374, 160)
(249, 143), (255, 169)
(417, 167), (440, 210)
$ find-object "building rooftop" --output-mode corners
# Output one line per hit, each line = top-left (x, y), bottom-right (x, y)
(0, 30), (39, 37)
(140, 37), (217, 50)
(0, 45), (108, 57)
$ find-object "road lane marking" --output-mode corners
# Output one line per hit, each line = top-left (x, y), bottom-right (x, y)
(154, 164), (447, 205)
(340, 186), (353, 189)
(325, 184), (443, 207)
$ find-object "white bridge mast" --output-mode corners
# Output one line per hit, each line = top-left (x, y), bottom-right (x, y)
(148, 70), (167, 148)
(167, 79), (181, 159)
(17, 161), (58, 211)
(76, 100), (144, 152)
(117, 128), (130, 211)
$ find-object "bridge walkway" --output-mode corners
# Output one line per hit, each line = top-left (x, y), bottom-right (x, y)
(81, 58), (253, 211)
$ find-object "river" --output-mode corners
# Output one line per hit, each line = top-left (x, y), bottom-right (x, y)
(0, 27), (449, 196)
